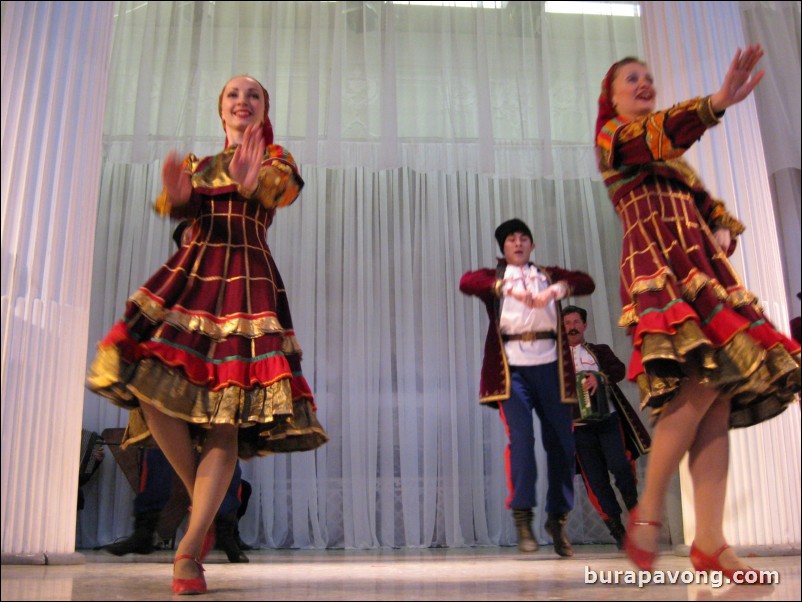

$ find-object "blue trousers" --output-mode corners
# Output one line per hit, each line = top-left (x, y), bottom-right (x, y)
(575, 412), (638, 520)
(499, 362), (575, 513)
(134, 448), (242, 516)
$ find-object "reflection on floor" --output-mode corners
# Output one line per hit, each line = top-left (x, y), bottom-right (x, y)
(2, 546), (800, 601)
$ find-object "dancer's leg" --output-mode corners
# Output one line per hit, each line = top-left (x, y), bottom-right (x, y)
(689, 395), (750, 572)
(629, 378), (718, 552)
(174, 424), (239, 580)
(140, 403), (198, 501)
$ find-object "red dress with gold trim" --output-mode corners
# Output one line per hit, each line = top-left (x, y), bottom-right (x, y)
(87, 144), (328, 456)
(596, 96), (800, 428)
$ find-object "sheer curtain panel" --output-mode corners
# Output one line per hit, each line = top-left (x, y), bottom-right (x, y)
(81, 0), (647, 550)
(2, 1), (114, 560)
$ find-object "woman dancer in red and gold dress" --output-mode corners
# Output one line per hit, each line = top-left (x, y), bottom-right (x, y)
(88, 76), (327, 594)
(594, 46), (800, 577)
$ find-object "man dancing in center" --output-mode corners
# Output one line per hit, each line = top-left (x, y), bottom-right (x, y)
(460, 218), (595, 556)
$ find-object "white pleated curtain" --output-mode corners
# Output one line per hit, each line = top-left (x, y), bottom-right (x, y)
(76, 0), (800, 551)
(79, 0), (643, 550)
(739, 0), (801, 320)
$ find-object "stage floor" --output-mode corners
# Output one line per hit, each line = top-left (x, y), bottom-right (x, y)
(2, 546), (800, 601)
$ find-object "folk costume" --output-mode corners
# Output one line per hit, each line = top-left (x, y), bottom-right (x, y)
(595, 63), (800, 427)
(88, 88), (327, 458)
(460, 220), (595, 555)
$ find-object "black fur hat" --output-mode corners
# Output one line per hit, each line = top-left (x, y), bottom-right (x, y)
(494, 218), (533, 251)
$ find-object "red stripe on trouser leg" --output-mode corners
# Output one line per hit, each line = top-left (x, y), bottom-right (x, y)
(138, 458), (149, 494)
(498, 403), (515, 510)
(577, 456), (608, 520)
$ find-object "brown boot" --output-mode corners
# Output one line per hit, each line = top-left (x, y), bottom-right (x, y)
(512, 509), (539, 552)
(544, 512), (574, 557)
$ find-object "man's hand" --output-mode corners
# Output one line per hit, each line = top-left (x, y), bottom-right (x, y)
(582, 373), (599, 396)
(506, 283), (565, 308)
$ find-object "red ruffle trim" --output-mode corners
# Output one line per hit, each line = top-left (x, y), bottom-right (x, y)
(103, 321), (312, 394)
(101, 322), (143, 360)
(749, 321), (801, 356)
(627, 301), (762, 381)
(141, 340), (291, 391)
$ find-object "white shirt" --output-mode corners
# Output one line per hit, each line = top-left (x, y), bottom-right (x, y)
(570, 343), (599, 373)
(499, 264), (558, 366)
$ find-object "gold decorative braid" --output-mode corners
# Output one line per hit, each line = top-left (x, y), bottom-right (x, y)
(680, 270), (728, 302)
(709, 200), (727, 222)
(86, 344), (136, 406)
(628, 269), (669, 298)
(130, 290), (288, 342)
(727, 288), (758, 308)
(119, 359), (329, 455)
(620, 268), (756, 328)
(639, 320), (717, 369)
(126, 358), (294, 425)
(282, 335), (302, 355)
(493, 279), (504, 298)
(618, 305), (638, 328)
(616, 119), (645, 145)
(697, 95), (722, 127)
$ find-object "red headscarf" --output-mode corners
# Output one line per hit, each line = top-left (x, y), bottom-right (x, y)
(595, 57), (644, 139)
(218, 76), (275, 148)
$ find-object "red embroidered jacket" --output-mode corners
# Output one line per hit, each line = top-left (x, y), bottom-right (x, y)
(460, 261), (595, 408)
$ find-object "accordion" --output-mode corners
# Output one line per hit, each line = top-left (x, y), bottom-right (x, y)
(79, 429), (104, 479)
(576, 371), (611, 423)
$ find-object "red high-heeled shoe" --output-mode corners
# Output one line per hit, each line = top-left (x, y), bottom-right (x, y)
(172, 554), (207, 595)
(689, 542), (759, 582)
(623, 508), (662, 571)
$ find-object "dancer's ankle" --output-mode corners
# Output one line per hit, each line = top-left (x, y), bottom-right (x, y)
(175, 555), (201, 578)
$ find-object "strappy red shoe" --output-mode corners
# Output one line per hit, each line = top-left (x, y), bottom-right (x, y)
(623, 508), (662, 571)
(172, 554), (207, 595)
(690, 542), (760, 582)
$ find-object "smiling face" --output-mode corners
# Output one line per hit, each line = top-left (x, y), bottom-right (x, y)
(220, 76), (266, 135)
(503, 231), (534, 267)
(610, 61), (656, 120)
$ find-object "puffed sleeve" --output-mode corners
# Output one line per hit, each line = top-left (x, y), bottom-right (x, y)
(241, 144), (305, 210)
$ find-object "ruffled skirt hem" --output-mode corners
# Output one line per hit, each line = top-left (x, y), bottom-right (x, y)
(627, 305), (800, 429)
(87, 346), (328, 457)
